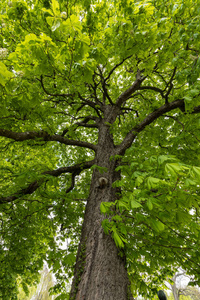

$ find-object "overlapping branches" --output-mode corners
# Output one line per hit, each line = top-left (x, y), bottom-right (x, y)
(0, 159), (95, 204)
(115, 69), (146, 107)
(61, 116), (98, 136)
(116, 98), (200, 155)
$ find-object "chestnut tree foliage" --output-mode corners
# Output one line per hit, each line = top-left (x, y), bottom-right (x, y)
(1, 0), (200, 299)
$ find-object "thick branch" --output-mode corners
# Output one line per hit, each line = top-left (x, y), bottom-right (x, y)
(61, 117), (98, 136)
(97, 66), (113, 105)
(116, 99), (188, 155)
(116, 70), (145, 107)
(164, 67), (177, 103)
(0, 159), (95, 204)
(38, 75), (73, 98)
(0, 129), (97, 152)
(78, 93), (103, 118)
(51, 134), (97, 151)
(138, 85), (165, 98)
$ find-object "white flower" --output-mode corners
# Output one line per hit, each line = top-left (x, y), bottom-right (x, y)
(0, 48), (8, 59)
(15, 71), (24, 77)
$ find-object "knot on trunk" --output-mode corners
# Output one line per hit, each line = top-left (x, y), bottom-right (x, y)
(98, 177), (108, 188)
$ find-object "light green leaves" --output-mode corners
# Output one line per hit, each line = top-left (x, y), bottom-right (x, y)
(102, 219), (127, 248)
(130, 198), (142, 209)
(150, 219), (165, 232)
(165, 162), (182, 177)
(113, 230), (126, 248)
(52, 0), (60, 15)
(146, 177), (162, 189)
(0, 62), (13, 86)
(63, 14), (82, 32)
(191, 166), (200, 181)
(51, 19), (61, 31)
(146, 198), (153, 210)
(100, 202), (114, 214)
(157, 155), (177, 165)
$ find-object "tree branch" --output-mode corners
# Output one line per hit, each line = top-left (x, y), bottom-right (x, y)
(37, 75), (74, 98)
(78, 93), (103, 117)
(138, 85), (165, 98)
(97, 66), (113, 105)
(116, 99), (189, 155)
(0, 159), (95, 204)
(105, 54), (133, 81)
(61, 117), (98, 136)
(0, 129), (97, 152)
(164, 67), (177, 103)
(116, 70), (146, 107)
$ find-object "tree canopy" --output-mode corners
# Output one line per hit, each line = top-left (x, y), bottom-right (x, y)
(1, 0), (200, 299)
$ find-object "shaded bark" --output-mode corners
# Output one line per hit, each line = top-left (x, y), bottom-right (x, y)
(69, 117), (131, 300)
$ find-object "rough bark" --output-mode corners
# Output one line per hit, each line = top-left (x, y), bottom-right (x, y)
(69, 114), (132, 300)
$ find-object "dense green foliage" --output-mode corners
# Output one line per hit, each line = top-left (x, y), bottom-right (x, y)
(1, 0), (200, 299)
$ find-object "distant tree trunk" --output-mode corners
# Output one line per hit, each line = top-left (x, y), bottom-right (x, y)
(69, 120), (132, 299)
(168, 272), (188, 300)
(171, 284), (179, 300)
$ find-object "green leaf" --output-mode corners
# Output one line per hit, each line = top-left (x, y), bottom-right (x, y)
(55, 294), (69, 300)
(191, 166), (200, 181)
(146, 177), (161, 189)
(100, 202), (114, 214)
(0, 62), (13, 86)
(151, 220), (165, 232)
(146, 198), (153, 210)
(90, 165), (108, 173)
(117, 199), (130, 211)
(176, 211), (191, 223)
(131, 199), (142, 209)
(63, 253), (76, 266)
(46, 16), (54, 27)
(165, 163), (181, 177)
(113, 232), (124, 248)
(157, 155), (177, 165)
(185, 178), (197, 186)
(52, 0), (60, 15)
(100, 202), (107, 214)
(135, 176), (144, 186)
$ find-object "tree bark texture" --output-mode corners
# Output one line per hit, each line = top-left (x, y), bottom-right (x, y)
(69, 117), (132, 300)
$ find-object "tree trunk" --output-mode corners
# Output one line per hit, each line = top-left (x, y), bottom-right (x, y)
(171, 284), (179, 300)
(70, 117), (132, 300)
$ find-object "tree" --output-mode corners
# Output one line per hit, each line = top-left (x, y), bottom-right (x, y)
(167, 271), (200, 300)
(16, 266), (55, 300)
(32, 266), (55, 300)
(1, 0), (200, 299)
(167, 271), (190, 300)
(183, 286), (200, 300)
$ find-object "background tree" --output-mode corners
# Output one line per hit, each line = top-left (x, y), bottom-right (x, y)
(1, 0), (200, 299)
(183, 286), (200, 300)
(32, 266), (55, 300)
(16, 266), (55, 300)
(167, 272), (200, 300)
(167, 271), (190, 300)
